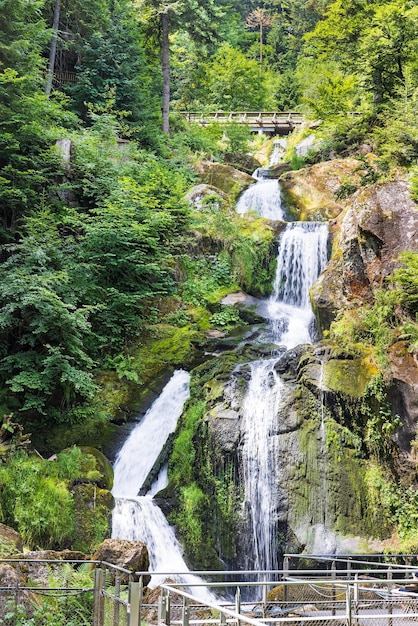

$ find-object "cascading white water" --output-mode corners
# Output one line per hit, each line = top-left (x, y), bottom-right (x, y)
(241, 360), (283, 572)
(112, 370), (190, 497)
(111, 370), (216, 602)
(268, 139), (286, 167)
(268, 222), (329, 347)
(238, 175), (329, 576)
(235, 170), (285, 220)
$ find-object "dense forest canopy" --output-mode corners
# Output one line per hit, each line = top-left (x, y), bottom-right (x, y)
(0, 0), (418, 457)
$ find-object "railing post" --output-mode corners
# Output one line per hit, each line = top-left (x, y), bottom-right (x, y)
(283, 556), (289, 602)
(128, 582), (141, 626)
(182, 596), (189, 626)
(93, 567), (105, 626)
(235, 586), (241, 626)
(346, 584), (352, 626)
(353, 572), (359, 626)
(387, 567), (392, 626)
(158, 588), (167, 626)
(331, 560), (336, 617)
(262, 573), (267, 618)
(114, 574), (120, 626)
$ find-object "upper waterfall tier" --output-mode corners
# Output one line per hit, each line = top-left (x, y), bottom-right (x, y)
(268, 221), (329, 348)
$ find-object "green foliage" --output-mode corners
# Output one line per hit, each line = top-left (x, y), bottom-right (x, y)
(169, 401), (206, 486)
(0, 453), (75, 549)
(360, 375), (401, 461)
(0, 563), (94, 625)
(365, 463), (418, 544)
(179, 253), (234, 306)
(298, 59), (360, 120)
(222, 122), (252, 153)
(203, 42), (266, 110)
(210, 306), (241, 329)
(0, 447), (109, 550)
(372, 85), (418, 167)
(391, 251), (418, 315)
(0, 215), (97, 420)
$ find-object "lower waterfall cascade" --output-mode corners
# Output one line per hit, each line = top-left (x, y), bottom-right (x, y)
(111, 163), (330, 595)
(111, 370), (216, 602)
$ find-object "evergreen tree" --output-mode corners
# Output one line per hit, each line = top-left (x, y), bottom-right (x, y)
(140, 0), (223, 132)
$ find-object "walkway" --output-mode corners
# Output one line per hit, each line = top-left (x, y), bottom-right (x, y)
(180, 111), (304, 135)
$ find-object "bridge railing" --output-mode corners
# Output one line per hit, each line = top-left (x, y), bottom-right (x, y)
(180, 111), (304, 128)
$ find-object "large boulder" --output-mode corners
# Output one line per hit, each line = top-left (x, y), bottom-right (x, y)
(195, 161), (256, 199)
(184, 184), (228, 211)
(92, 539), (150, 585)
(312, 180), (418, 330)
(0, 523), (23, 556)
(223, 153), (261, 175)
(280, 158), (367, 220)
(78, 446), (114, 490)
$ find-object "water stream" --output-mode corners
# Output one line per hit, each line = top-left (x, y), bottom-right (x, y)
(111, 370), (216, 602)
(235, 169), (285, 220)
(237, 166), (329, 575)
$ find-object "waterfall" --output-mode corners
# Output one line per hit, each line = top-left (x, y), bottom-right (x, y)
(268, 139), (286, 167)
(237, 173), (329, 576)
(111, 370), (215, 602)
(235, 170), (285, 220)
(267, 222), (329, 348)
(112, 369), (190, 497)
(241, 360), (283, 572)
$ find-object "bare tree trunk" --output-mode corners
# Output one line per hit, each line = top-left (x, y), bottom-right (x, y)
(161, 11), (170, 133)
(45, 0), (61, 96)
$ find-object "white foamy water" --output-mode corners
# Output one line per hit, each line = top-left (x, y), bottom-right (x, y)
(241, 360), (283, 572)
(112, 497), (215, 602)
(112, 370), (190, 497)
(267, 222), (329, 347)
(112, 369), (216, 601)
(235, 170), (285, 220)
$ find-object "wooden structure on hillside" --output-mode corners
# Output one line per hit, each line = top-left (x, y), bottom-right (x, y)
(181, 111), (304, 135)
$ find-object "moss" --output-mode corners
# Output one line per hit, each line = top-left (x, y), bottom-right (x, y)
(71, 484), (114, 554)
(323, 355), (378, 398)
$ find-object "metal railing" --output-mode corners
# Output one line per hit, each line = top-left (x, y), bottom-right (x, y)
(2, 558), (418, 626)
(0, 558), (135, 626)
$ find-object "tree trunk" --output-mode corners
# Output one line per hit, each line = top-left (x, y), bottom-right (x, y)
(161, 11), (170, 133)
(45, 0), (61, 96)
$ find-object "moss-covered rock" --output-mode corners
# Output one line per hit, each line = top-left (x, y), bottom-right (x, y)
(0, 523), (22, 556)
(311, 180), (418, 329)
(71, 484), (114, 554)
(195, 160), (256, 199)
(92, 539), (150, 584)
(280, 158), (370, 221)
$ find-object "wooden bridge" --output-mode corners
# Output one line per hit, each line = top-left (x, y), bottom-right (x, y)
(180, 111), (304, 135)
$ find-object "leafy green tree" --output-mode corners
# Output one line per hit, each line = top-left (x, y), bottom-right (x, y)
(304, 0), (418, 107)
(298, 59), (360, 118)
(0, 212), (97, 422)
(204, 42), (265, 110)
(64, 0), (159, 136)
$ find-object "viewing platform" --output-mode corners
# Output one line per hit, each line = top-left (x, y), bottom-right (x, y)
(180, 111), (305, 135)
